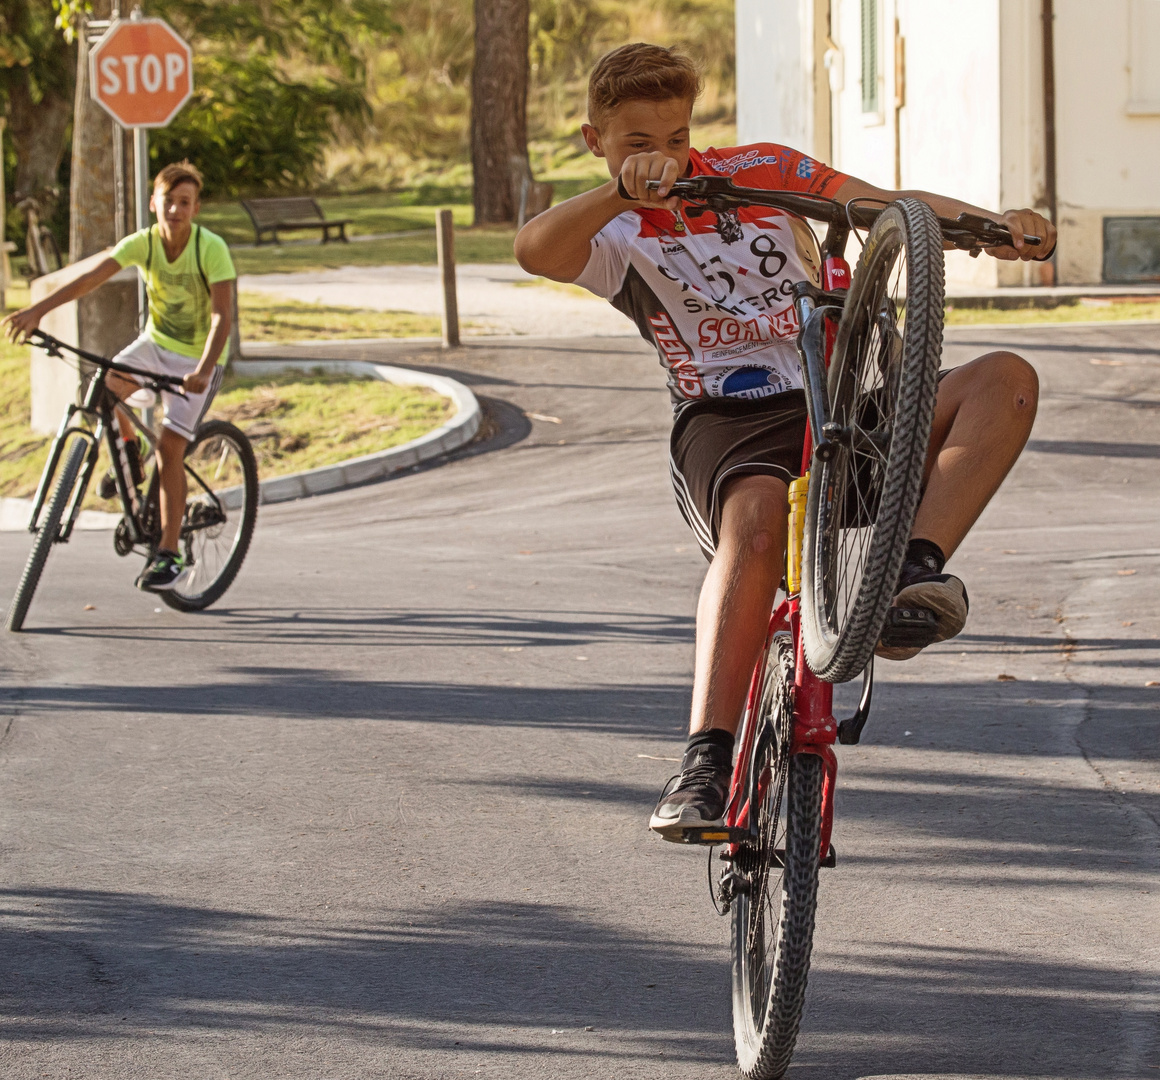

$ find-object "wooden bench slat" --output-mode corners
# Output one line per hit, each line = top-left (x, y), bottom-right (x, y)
(239, 197), (352, 245)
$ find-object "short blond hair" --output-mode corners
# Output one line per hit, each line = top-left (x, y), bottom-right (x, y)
(153, 160), (203, 196)
(587, 44), (702, 128)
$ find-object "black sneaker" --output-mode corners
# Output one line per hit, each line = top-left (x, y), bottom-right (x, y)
(648, 741), (733, 842)
(136, 551), (188, 592)
(877, 562), (969, 661)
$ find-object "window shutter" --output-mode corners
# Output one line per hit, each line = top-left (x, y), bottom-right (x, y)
(861, 0), (879, 113)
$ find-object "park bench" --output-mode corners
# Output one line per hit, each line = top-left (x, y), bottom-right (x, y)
(239, 197), (353, 246)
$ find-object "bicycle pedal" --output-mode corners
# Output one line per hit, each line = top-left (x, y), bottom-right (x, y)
(96, 472), (118, 500)
(682, 826), (750, 846)
(879, 605), (938, 647)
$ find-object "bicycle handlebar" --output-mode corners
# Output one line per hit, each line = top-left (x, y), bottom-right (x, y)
(28, 329), (188, 395)
(645, 177), (1041, 253)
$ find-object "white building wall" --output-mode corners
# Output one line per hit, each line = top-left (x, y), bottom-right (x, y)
(829, 0), (894, 189)
(736, 0), (812, 150)
(1053, 0), (1160, 283)
(735, 0), (1160, 287)
(831, 0), (1003, 288)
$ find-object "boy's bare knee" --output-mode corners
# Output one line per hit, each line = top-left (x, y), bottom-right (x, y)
(972, 350), (1039, 412)
(718, 474), (788, 561)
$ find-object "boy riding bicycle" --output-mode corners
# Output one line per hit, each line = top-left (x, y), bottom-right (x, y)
(514, 44), (1054, 842)
(4, 160), (236, 592)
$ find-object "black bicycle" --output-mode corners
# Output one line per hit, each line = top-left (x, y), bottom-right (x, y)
(6, 330), (258, 631)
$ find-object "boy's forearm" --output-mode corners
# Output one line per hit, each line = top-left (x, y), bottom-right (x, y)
(514, 179), (630, 282)
(30, 257), (123, 316)
(197, 311), (230, 372)
(835, 177), (1002, 226)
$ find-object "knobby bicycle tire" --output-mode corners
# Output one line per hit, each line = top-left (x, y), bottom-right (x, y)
(801, 198), (945, 683)
(161, 419), (258, 612)
(6, 437), (87, 632)
(732, 635), (825, 1079)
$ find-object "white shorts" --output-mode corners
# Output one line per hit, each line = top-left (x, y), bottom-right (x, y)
(113, 335), (224, 441)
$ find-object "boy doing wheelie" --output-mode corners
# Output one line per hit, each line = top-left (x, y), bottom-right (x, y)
(514, 44), (1054, 842)
(3, 160), (236, 592)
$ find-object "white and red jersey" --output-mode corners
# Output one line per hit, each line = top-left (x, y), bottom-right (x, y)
(575, 144), (848, 408)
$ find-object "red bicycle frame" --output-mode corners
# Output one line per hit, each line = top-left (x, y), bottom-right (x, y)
(723, 253), (852, 867)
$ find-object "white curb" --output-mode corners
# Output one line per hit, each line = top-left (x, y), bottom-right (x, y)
(1, 359), (481, 530)
(0, 498), (121, 533)
(231, 358), (481, 506)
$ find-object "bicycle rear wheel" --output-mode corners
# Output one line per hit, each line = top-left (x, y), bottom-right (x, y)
(6, 436), (87, 632)
(161, 419), (258, 612)
(731, 633), (824, 1079)
(801, 198), (945, 683)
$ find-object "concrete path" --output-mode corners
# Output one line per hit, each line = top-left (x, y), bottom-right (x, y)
(239, 263), (637, 339)
(1, 324), (1158, 1078)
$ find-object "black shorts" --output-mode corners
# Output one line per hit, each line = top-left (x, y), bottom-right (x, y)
(669, 390), (808, 561)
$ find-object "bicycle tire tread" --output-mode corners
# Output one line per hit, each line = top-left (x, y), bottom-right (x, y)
(6, 438), (87, 632)
(803, 198), (945, 682)
(160, 419), (258, 612)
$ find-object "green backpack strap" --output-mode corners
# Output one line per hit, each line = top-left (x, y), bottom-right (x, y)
(195, 224), (210, 295)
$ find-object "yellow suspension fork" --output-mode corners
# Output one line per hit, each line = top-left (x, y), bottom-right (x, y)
(786, 473), (809, 595)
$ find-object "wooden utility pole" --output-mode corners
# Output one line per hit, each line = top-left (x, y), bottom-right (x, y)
(437, 209), (460, 348)
(470, 0), (530, 224)
(69, 1), (120, 262)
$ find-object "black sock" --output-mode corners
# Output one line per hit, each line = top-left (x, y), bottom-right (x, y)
(683, 728), (735, 768)
(905, 538), (946, 575)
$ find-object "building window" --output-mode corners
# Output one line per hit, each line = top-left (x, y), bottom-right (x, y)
(1104, 218), (1160, 283)
(861, 0), (879, 114)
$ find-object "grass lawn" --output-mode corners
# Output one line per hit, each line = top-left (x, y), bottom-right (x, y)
(0, 337), (452, 505)
(197, 189), (475, 246)
(943, 298), (1160, 325)
(230, 227), (518, 275)
(207, 369), (452, 477)
(240, 291), (442, 341)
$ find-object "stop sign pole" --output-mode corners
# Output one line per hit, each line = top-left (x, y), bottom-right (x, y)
(88, 10), (193, 328)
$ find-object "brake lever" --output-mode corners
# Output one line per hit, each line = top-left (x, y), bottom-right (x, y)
(954, 211), (1040, 247)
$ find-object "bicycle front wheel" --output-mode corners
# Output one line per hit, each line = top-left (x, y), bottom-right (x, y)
(161, 419), (258, 612)
(801, 197), (945, 683)
(6, 436), (87, 632)
(731, 634), (824, 1079)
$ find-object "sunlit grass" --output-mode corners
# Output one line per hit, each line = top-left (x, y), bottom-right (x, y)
(207, 369), (453, 477)
(240, 291), (442, 341)
(230, 226), (518, 274)
(944, 299), (1160, 325)
(0, 339), (452, 501)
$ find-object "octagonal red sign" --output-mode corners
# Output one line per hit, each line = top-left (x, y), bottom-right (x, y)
(90, 17), (193, 129)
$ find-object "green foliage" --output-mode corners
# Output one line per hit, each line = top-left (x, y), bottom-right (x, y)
(0, 1), (74, 111)
(326, 0), (736, 190)
(147, 0), (396, 196)
(150, 54), (370, 197)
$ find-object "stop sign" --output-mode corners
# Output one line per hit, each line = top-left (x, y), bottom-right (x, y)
(89, 18), (193, 128)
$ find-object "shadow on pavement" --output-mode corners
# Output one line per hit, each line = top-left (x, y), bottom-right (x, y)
(1, 881), (1151, 1078)
(0, 885), (729, 1062)
(20, 605), (696, 650)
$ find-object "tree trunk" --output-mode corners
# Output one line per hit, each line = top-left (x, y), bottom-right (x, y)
(471, 0), (529, 225)
(6, 69), (74, 217)
(70, 2), (122, 262)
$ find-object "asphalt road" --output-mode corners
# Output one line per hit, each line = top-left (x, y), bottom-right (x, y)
(2, 321), (1158, 1079)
